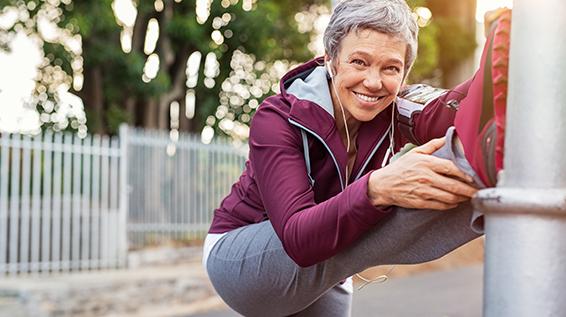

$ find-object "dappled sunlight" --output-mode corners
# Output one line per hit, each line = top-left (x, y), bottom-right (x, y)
(142, 53), (160, 83)
(143, 18), (159, 55)
(414, 6), (432, 27)
(0, 31), (42, 134)
(196, 0), (213, 24)
(0, 1), (86, 135)
(185, 51), (202, 88)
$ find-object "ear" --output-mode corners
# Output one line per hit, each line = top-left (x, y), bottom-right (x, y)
(324, 55), (334, 79)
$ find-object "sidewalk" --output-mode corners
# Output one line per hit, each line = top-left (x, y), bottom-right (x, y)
(0, 248), (221, 317)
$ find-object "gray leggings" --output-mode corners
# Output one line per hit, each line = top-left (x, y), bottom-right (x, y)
(206, 128), (483, 317)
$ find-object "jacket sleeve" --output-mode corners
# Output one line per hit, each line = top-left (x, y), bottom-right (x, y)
(249, 103), (390, 267)
(411, 78), (473, 144)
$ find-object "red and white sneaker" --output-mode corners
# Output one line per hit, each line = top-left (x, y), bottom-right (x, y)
(454, 9), (511, 187)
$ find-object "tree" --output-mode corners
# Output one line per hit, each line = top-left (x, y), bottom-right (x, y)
(426, 0), (477, 87)
(0, 0), (467, 140)
(0, 0), (326, 137)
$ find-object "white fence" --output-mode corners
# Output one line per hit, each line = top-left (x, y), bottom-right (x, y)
(0, 126), (247, 275)
(126, 128), (247, 249)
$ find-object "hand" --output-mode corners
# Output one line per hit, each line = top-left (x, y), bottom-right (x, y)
(368, 137), (478, 210)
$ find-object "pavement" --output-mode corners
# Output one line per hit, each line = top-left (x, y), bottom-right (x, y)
(0, 245), (483, 317)
(192, 265), (483, 317)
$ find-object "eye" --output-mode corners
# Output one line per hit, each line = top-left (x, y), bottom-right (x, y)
(350, 59), (367, 66)
(385, 65), (402, 73)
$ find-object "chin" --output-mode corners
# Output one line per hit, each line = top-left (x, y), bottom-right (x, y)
(351, 109), (383, 122)
(352, 105), (390, 122)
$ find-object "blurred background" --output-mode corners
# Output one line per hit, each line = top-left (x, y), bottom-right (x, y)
(0, 0), (512, 141)
(0, 0), (511, 316)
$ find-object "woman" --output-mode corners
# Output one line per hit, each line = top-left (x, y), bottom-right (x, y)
(204, 0), (509, 315)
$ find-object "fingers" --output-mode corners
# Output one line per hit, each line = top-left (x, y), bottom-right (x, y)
(412, 137), (446, 155)
(402, 180), (473, 209)
(418, 184), (473, 203)
(431, 174), (478, 198)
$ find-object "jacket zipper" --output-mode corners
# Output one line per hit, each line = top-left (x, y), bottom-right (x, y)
(353, 125), (391, 181)
(289, 119), (345, 190)
(289, 119), (391, 190)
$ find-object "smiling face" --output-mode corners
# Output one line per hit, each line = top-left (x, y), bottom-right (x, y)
(327, 29), (407, 122)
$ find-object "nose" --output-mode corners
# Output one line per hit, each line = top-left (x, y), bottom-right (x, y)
(363, 69), (383, 91)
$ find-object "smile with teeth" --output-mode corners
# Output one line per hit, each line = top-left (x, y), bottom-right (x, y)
(354, 92), (383, 103)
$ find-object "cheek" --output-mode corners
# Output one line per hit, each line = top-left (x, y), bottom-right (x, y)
(383, 76), (403, 95)
(337, 73), (363, 90)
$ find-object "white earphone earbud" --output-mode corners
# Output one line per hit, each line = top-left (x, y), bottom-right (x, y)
(326, 59), (334, 79)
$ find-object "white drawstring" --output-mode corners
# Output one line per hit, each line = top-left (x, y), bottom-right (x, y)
(355, 266), (396, 290)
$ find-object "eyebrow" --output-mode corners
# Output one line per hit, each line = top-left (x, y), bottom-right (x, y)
(347, 51), (404, 65)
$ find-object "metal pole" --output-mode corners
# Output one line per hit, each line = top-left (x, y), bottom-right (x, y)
(474, 1), (566, 316)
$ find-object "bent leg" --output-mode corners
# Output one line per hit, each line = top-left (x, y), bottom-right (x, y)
(290, 285), (352, 317)
(206, 128), (483, 317)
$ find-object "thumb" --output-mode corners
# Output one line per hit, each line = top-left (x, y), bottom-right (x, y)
(412, 137), (446, 155)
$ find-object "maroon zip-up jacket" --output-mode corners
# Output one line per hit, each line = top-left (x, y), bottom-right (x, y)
(208, 58), (471, 267)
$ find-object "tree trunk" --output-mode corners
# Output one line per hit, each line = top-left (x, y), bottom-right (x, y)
(157, 101), (169, 130)
(125, 97), (137, 125)
(143, 99), (158, 129)
(428, 0), (477, 87)
(79, 65), (105, 134)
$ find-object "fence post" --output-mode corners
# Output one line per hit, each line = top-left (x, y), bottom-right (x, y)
(118, 124), (130, 267)
(474, 2), (566, 316)
(0, 133), (9, 274)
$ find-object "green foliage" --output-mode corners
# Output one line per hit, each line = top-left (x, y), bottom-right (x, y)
(166, 14), (208, 51)
(43, 42), (75, 75)
(408, 21), (439, 83)
(106, 103), (132, 133)
(434, 17), (477, 72)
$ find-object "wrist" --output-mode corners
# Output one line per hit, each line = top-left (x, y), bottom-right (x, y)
(368, 170), (392, 207)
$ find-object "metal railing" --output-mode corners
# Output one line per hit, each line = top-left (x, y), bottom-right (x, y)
(0, 126), (247, 274)
(0, 131), (125, 275)
(126, 127), (247, 249)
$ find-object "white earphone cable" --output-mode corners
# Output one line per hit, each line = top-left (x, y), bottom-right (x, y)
(381, 104), (396, 168)
(328, 61), (352, 183)
(328, 60), (396, 290)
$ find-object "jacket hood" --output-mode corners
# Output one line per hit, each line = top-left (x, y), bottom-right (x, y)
(285, 59), (334, 118)
(276, 57), (338, 139)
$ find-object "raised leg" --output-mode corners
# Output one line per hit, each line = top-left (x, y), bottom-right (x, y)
(454, 9), (511, 187)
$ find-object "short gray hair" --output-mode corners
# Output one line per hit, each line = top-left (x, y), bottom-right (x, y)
(323, 0), (419, 75)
